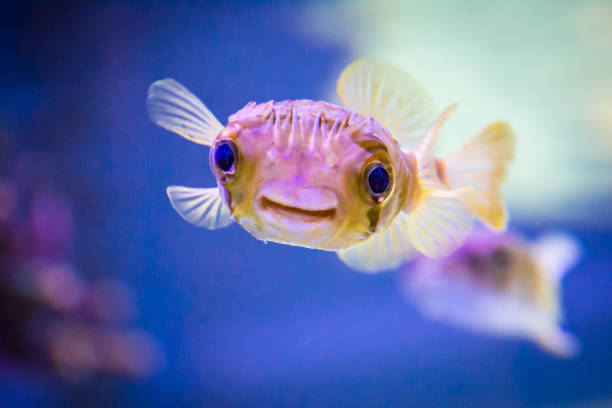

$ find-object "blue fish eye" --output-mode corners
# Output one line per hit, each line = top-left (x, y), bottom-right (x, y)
(214, 141), (236, 172)
(367, 164), (390, 196)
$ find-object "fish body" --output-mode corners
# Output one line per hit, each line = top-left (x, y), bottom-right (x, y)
(147, 59), (515, 271)
(401, 230), (580, 357)
(214, 99), (413, 251)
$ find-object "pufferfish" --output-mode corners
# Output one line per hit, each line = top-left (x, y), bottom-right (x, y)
(147, 59), (514, 272)
(400, 230), (580, 357)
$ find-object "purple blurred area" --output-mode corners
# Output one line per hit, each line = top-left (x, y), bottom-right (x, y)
(0, 134), (163, 386)
(2, 1), (612, 408)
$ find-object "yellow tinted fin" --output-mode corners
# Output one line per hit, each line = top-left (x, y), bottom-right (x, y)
(337, 213), (417, 273)
(147, 79), (223, 146)
(336, 59), (437, 150)
(441, 122), (515, 230)
(404, 187), (474, 258)
(405, 103), (474, 258)
(166, 186), (233, 229)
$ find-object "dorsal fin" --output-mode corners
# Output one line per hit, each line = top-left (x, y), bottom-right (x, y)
(336, 59), (437, 150)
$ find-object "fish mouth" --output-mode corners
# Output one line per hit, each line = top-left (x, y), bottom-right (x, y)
(260, 196), (336, 222)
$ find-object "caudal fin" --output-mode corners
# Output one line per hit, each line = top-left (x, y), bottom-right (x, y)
(534, 326), (580, 358)
(440, 122), (515, 230)
(531, 233), (580, 320)
(530, 233), (581, 285)
(531, 233), (581, 357)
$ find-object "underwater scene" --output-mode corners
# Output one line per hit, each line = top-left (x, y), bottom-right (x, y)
(2, 1), (612, 406)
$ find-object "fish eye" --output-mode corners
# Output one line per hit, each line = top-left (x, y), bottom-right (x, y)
(214, 140), (237, 173)
(365, 163), (391, 201)
(467, 254), (486, 274)
(491, 247), (511, 269)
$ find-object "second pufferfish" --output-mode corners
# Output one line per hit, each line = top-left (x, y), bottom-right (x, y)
(147, 59), (515, 272)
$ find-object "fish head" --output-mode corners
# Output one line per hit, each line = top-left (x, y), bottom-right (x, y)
(209, 101), (415, 250)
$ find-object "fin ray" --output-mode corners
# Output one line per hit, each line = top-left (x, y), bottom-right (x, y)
(337, 213), (418, 273)
(166, 186), (233, 229)
(394, 103), (473, 258)
(336, 59), (437, 150)
(405, 189), (474, 258)
(442, 121), (515, 230)
(147, 79), (223, 146)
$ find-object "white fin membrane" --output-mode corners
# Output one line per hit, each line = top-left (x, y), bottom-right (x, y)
(534, 325), (580, 358)
(147, 79), (224, 146)
(530, 233), (581, 284)
(336, 59), (437, 150)
(166, 186), (233, 229)
(528, 234), (581, 357)
(337, 214), (417, 273)
(404, 189), (474, 258)
(404, 103), (474, 258)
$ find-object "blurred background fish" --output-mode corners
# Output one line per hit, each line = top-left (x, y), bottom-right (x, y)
(400, 230), (580, 357)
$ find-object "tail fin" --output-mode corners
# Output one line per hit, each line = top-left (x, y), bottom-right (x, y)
(440, 122), (515, 230)
(531, 233), (581, 357)
(530, 233), (581, 285)
(531, 233), (580, 318)
(534, 326), (580, 358)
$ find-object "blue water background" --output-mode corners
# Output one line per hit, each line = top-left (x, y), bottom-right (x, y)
(1, 1), (611, 406)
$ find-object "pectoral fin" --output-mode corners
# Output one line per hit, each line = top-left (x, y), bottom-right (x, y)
(405, 103), (474, 258)
(404, 187), (474, 258)
(166, 186), (233, 229)
(337, 213), (417, 273)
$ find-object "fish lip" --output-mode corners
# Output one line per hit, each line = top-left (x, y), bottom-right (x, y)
(255, 181), (340, 224)
(260, 196), (336, 221)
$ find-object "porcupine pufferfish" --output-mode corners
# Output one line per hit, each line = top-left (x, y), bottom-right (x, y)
(400, 230), (580, 357)
(147, 59), (515, 272)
